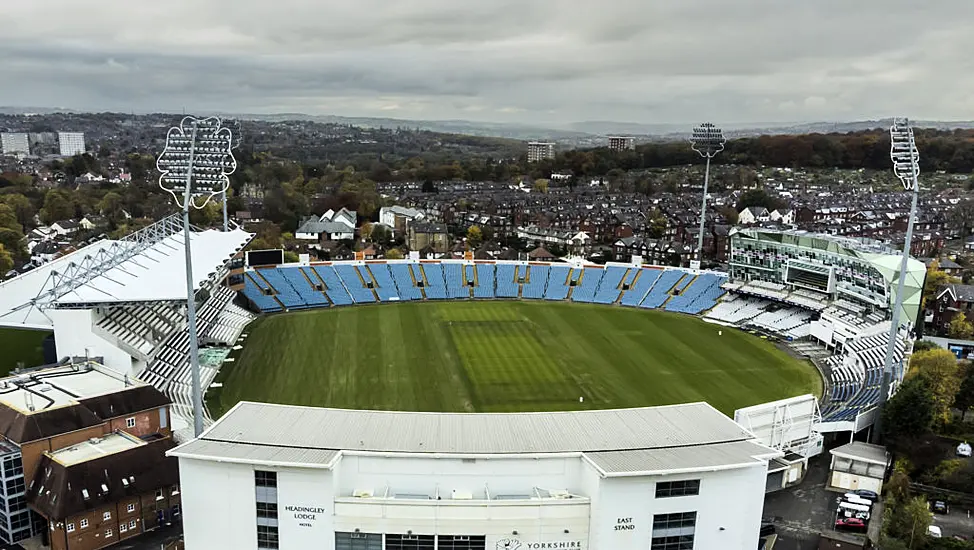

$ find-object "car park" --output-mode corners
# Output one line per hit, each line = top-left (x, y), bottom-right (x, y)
(931, 500), (950, 515)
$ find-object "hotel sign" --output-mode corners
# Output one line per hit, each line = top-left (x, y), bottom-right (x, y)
(496, 539), (583, 550)
(284, 505), (326, 527)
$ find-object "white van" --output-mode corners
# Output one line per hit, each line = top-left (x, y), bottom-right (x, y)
(843, 493), (874, 507)
(838, 501), (871, 520)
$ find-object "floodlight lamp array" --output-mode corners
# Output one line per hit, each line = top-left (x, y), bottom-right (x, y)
(889, 117), (919, 190)
(690, 122), (726, 157)
(157, 116), (237, 209)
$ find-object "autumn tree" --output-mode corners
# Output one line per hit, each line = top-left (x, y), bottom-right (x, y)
(360, 222), (374, 242)
(908, 349), (961, 425)
(384, 248), (404, 260)
(949, 315), (974, 339)
(0, 244), (12, 277)
(0, 193), (34, 230)
(533, 178), (549, 193)
(467, 225), (483, 248)
(954, 362), (974, 421)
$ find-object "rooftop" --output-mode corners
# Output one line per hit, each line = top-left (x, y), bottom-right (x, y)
(0, 361), (145, 415)
(170, 401), (778, 475)
(49, 432), (143, 467)
(830, 441), (889, 466)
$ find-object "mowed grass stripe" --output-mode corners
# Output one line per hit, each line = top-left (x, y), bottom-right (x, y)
(214, 301), (821, 417)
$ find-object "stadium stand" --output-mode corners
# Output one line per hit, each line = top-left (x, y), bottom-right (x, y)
(664, 273), (728, 315)
(389, 263), (423, 301)
(280, 267), (330, 307)
(640, 269), (685, 309)
(444, 263), (469, 299)
(522, 265), (550, 300)
(495, 264), (520, 298)
(474, 263), (496, 299)
(570, 266), (605, 303)
(544, 265), (571, 300)
(366, 264), (401, 302)
(334, 265), (377, 303)
(593, 266), (627, 304)
(619, 268), (661, 307)
(312, 266), (354, 306)
(421, 264), (448, 300)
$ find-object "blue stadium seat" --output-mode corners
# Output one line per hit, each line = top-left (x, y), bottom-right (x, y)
(544, 265), (571, 300)
(640, 270), (685, 309)
(242, 274), (282, 312)
(593, 266), (627, 304)
(366, 264), (403, 302)
(495, 264), (520, 298)
(522, 265), (549, 300)
(422, 264), (448, 300)
(389, 264), (424, 301)
(312, 266), (354, 306)
(474, 264), (496, 298)
(570, 267), (605, 303)
(334, 265), (377, 303)
(259, 268), (308, 309)
(620, 269), (661, 307)
(443, 264), (469, 299)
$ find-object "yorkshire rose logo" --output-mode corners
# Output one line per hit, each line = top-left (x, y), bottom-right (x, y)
(496, 539), (522, 550)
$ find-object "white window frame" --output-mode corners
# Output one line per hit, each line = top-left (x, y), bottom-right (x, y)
(129, 520), (137, 530)
(125, 417), (136, 428)
(103, 511), (111, 521)
(127, 503), (136, 513)
(80, 518), (88, 529)
(66, 523), (75, 533)
(120, 523), (128, 533)
(105, 528), (113, 538)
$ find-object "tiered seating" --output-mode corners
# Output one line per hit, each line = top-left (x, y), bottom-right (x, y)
(620, 269), (661, 307)
(640, 270), (685, 309)
(312, 266), (354, 306)
(593, 266), (627, 304)
(570, 267), (605, 303)
(366, 264), (401, 302)
(259, 268), (307, 309)
(821, 332), (905, 422)
(206, 302), (255, 344)
(421, 264), (448, 299)
(444, 264), (469, 299)
(280, 267), (330, 307)
(703, 295), (769, 324)
(334, 265), (377, 303)
(522, 265), (549, 299)
(495, 264), (520, 298)
(749, 307), (812, 333)
(242, 273), (282, 312)
(544, 266), (571, 300)
(665, 274), (727, 314)
(474, 264), (496, 298)
(389, 264), (423, 301)
(96, 302), (182, 356)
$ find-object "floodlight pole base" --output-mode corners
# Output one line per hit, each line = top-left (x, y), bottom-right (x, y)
(222, 190), (228, 232)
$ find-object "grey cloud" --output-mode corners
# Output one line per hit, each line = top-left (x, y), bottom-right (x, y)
(1, 0), (972, 124)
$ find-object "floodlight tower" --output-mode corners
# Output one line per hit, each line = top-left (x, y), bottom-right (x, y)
(689, 123), (726, 268)
(872, 117), (920, 444)
(157, 116), (237, 436)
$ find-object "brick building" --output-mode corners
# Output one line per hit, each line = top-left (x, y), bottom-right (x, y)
(0, 359), (175, 548)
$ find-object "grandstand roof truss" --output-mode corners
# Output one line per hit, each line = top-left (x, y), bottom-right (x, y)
(8, 215), (192, 323)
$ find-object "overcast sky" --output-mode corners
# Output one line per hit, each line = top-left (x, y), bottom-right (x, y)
(2, 0), (972, 126)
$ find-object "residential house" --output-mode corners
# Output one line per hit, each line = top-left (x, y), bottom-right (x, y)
(527, 247), (557, 261)
(932, 283), (974, 335)
(737, 207), (770, 225)
(51, 220), (81, 236)
(379, 206), (425, 235)
(294, 208), (357, 246)
(408, 223), (449, 254)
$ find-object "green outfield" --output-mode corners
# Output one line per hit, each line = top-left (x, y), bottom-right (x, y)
(212, 301), (821, 417)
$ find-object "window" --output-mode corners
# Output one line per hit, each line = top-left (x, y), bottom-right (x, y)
(656, 479), (701, 498)
(257, 525), (279, 549)
(256, 502), (278, 519)
(129, 520), (137, 530)
(652, 512), (696, 550)
(385, 533), (435, 550)
(120, 523), (127, 533)
(172, 485), (180, 496)
(5, 478), (24, 495)
(438, 535), (486, 550)
(172, 504), (181, 518)
(103, 511), (111, 521)
(155, 490), (163, 501)
(80, 518), (88, 529)
(66, 523), (75, 533)
(255, 470), (277, 488)
(127, 503), (136, 513)
(125, 417), (136, 428)
(105, 528), (113, 538)
(81, 489), (89, 500)
(335, 532), (382, 550)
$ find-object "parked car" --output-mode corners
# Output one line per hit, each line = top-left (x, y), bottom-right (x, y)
(835, 517), (867, 532)
(929, 525), (943, 538)
(853, 489), (879, 501)
(931, 500), (950, 515)
(957, 442), (972, 457)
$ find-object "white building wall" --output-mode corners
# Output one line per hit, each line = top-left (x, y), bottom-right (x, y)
(49, 309), (134, 375)
(590, 465), (767, 550)
(278, 467), (336, 549)
(58, 132), (86, 156)
(180, 458), (259, 550)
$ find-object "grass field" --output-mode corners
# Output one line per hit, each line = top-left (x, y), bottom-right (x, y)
(212, 301), (821, 417)
(0, 328), (50, 376)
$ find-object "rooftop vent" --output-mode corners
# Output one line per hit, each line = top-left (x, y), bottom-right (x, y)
(352, 489), (373, 498)
(451, 489), (473, 500)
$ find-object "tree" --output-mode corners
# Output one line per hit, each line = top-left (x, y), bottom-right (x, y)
(371, 224), (392, 246)
(883, 496), (931, 548)
(385, 248), (404, 260)
(949, 315), (974, 339)
(909, 349), (962, 424)
(883, 375), (936, 444)
(0, 244), (12, 277)
(97, 192), (125, 225)
(467, 226), (483, 248)
(648, 214), (668, 239)
(533, 178), (549, 194)
(923, 262), (960, 310)
(0, 193), (34, 230)
(360, 222), (374, 242)
(421, 179), (437, 193)
(736, 189), (784, 212)
(954, 362), (974, 421)
(39, 190), (76, 224)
